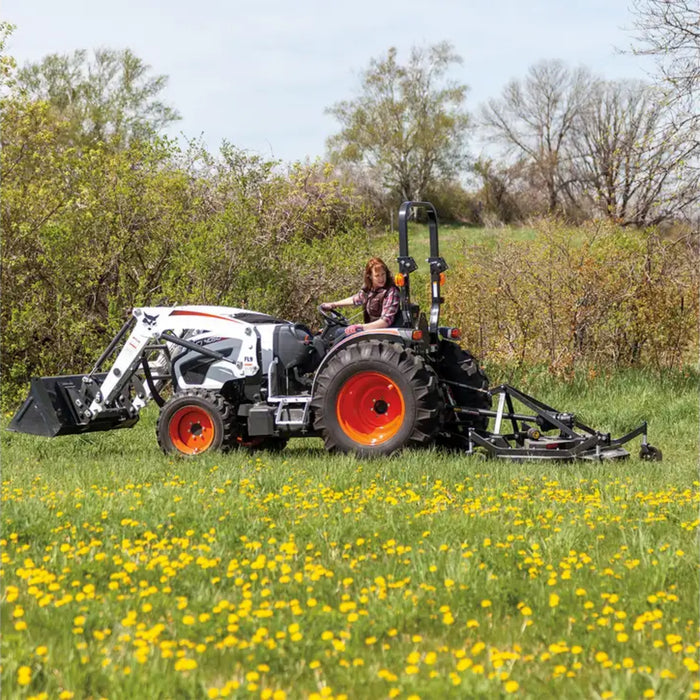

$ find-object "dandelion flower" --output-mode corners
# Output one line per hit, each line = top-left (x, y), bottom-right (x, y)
(17, 666), (31, 686)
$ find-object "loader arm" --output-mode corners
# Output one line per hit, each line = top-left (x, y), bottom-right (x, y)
(88, 306), (260, 417)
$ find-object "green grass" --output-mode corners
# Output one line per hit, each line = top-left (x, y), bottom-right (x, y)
(368, 221), (543, 319)
(2, 369), (698, 699)
(372, 222), (539, 269)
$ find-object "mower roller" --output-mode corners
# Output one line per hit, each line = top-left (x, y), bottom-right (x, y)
(9, 202), (661, 462)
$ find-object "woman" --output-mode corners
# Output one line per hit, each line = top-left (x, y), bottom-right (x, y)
(321, 257), (400, 335)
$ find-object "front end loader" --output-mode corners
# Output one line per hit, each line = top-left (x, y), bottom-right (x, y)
(8, 202), (661, 462)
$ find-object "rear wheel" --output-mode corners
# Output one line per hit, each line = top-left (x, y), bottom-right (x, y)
(311, 340), (442, 456)
(157, 389), (234, 456)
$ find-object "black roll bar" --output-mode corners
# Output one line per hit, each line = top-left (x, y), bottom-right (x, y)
(397, 201), (447, 336)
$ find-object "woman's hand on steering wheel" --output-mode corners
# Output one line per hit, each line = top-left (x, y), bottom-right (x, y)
(318, 304), (350, 327)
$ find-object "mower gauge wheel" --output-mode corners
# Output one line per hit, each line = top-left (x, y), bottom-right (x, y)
(318, 305), (350, 327)
(639, 444), (663, 461)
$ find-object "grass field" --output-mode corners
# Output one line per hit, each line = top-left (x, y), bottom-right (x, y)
(2, 367), (698, 699)
(372, 222), (540, 268)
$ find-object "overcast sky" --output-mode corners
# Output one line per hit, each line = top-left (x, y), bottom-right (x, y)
(5, 0), (655, 163)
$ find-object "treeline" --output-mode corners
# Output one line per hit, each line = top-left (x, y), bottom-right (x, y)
(1, 102), (375, 403)
(327, 49), (699, 229)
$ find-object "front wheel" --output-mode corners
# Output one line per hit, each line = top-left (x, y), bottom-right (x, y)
(311, 340), (442, 456)
(157, 389), (234, 456)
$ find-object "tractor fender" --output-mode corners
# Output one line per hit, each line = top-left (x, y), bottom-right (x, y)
(310, 329), (412, 399)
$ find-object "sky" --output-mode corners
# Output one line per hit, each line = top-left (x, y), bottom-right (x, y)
(4, 0), (656, 164)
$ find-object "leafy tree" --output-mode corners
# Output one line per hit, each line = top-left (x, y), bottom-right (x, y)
(16, 48), (180, 147)
(0, 95), (372, 402)
(0, 21), (16, 94)
(472, 158), (525, 224)
(1, 94), (191, 395)
(326, 42), (470, 202)
(479, 60), (593, 215)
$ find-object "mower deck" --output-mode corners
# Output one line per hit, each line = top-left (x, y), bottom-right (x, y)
(449, 384), (660, 462)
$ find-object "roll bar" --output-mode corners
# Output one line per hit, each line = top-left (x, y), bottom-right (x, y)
(396, 201), (448, 336)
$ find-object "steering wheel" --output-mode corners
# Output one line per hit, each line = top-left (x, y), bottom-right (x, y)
(318, 305), (350, 327)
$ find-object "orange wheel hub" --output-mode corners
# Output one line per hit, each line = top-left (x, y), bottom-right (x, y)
(336, 371), (405, 446)
(168, 406), (215, 454)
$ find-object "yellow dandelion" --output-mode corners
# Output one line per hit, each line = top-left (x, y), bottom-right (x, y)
(17, 666), (32, 686)
(174, 658), (197, 672)
(684, 658), (699, 672)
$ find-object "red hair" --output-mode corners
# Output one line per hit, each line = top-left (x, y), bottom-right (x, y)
(362, 257), (394, 292)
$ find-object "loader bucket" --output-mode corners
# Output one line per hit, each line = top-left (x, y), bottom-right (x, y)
(8, 374), (138, 438)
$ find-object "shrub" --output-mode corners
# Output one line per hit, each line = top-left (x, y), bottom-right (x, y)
(0, 108), (374, 406)
(445, 218), (699, 372)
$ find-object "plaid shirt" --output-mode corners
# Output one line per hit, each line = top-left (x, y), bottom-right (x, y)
(352, 285), (400, 325)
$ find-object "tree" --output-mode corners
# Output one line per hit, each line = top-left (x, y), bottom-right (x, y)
(629, 0), (700, 191)
(571, 79), (699, 226)
(630, 0), (700, 118)
(16, 48), (180, 147)
(472, 158), (525, 224)
(326, 42), (470, 202)
(0, 21), (16, 94)
(479, 60), (593, 215)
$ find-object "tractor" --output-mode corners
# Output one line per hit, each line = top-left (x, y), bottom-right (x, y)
(9, 202), (661, 461)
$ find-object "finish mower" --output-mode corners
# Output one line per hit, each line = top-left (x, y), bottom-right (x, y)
(10, 202), (661, 461)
